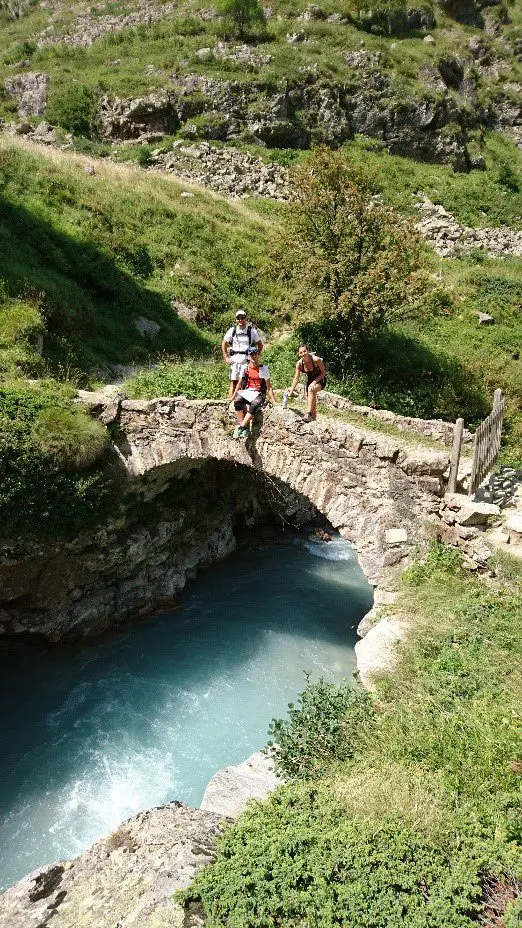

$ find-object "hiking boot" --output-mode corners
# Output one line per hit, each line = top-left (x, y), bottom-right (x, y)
(302, 414), (315, 423)
(233, 426), (242, 439)
(239, 426), (250, 438)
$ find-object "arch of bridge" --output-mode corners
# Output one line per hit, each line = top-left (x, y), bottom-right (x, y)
(114, 397), (451, 591)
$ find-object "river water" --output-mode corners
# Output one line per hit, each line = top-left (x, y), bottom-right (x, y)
(0, 533), (372, 890)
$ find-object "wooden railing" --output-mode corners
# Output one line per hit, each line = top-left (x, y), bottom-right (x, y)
(447, 390), (505, 497)
(468, 389), (505, 496)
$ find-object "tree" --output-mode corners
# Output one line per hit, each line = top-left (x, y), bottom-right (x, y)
(277, 147), (425, 353)
(216, 0), (266, 39)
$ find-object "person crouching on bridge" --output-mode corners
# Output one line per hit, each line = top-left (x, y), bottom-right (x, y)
(232, 346), (277, 439)
(287, 344), (327, 423)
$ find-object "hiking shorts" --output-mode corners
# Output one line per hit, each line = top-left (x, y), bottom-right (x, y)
(234, 394), (265, 416)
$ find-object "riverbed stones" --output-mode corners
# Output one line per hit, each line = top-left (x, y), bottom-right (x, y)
(0, 803), (224, 928)
(201, 751), (281, 817)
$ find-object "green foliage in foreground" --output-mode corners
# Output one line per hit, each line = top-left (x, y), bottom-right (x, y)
(126, 358), (228, 400)
(179, 546), (522, 926)
(267, 677), (374, 780)
(0, 381), (119, 541)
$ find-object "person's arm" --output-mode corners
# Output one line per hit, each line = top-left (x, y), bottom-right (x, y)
(311, 358), (327, 386)
(288, 361), (301, 396)
(256, 339), (264, 356)
(222, 338), (232, 364)
(266, 380), (277, 404)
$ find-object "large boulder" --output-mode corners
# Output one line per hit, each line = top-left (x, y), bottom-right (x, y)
(0, 803), (224, 928)
(201, 751), (281, 817)
(3, 72), (49, 117)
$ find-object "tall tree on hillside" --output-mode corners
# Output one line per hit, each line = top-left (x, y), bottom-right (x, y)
(217, 0), (266, 39)
(278, 147), (425, 354)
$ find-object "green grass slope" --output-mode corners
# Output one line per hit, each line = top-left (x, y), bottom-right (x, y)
(0, 136), (281, 378)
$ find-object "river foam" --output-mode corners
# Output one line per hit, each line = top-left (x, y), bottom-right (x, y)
(0, 534), (372, 890)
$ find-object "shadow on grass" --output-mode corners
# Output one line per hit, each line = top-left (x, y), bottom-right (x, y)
(302, 323), (489, 426)
(0, 194), (212, 378)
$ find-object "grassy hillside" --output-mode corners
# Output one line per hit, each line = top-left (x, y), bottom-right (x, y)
(0, 0), (520, 128)
(0, 136), (282, 378)
(0, 132), (520, 545)
(179, 544), (522, 927)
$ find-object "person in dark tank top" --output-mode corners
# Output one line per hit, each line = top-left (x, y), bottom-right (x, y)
(287, 344), (327, 422)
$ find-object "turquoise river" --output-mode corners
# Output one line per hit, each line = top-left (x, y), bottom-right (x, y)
(0, 533), (372, 890)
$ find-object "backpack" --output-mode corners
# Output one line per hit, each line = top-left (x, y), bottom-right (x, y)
(231, 324), (253, 348)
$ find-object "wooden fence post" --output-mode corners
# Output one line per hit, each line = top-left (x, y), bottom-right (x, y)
(493, 388), (503, 411)
(448, 418), (464, 494)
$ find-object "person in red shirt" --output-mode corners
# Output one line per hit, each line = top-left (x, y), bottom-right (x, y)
(231, 346), (277, 438)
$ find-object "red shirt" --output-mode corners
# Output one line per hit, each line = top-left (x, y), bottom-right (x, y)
(245, 362), (263, 392)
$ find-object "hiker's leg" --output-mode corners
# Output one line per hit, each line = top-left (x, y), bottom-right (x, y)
(242, 395), (264, 429)
(307, 382), (321, 420)
(229, 378), (238, 400)
(234, 397), (247, 423)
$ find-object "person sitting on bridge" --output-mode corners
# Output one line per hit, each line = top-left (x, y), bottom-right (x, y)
(232, 346), (277, 439)
(222, 311), (263, 400)
(287, 345), (327, 423)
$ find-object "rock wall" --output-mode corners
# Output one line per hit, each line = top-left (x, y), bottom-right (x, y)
(0, 457), (315, 640)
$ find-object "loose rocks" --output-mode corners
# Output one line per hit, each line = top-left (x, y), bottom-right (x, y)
(416, 197), (522, 258)
(150, 141), (290, 199)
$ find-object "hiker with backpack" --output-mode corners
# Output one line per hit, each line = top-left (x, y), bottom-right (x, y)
(222, 311), (263, 399)
(232, 346), (277, 439)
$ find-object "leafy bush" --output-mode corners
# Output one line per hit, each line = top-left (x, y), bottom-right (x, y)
(46, 83), (99, 137)
(33, 406), (108, 470)
(278, 148), (426, 345)
(0, 382), (119, 541)
(127, 359), (228, 400)
(267, 676), (375, 780)
(216, 0), (265, 39)
(179, 784), (487, 927)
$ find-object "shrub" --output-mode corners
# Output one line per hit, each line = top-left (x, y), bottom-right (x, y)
(216, 0), (266, 39)
(278, 148), (426, 348)
(32, 406), (108, 470)
(126, 359), (228, 400)
(0, 382), (119, 541)
(179, 784), (486, 927)
(46, 83), (98, 137)
(267, 676), (375, 780)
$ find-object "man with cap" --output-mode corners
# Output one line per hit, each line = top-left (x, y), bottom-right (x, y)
(222, 311), (263, 400)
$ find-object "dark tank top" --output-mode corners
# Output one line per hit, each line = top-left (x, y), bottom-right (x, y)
(300, 355), (326, 389)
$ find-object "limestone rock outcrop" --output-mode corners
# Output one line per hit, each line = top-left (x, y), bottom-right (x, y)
(3, 72), (49, 117)
(201, 751), (281, 817)
(0, 803), (224, 928)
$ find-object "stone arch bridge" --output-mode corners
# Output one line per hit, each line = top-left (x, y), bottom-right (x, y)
(110, 394), (454, 593)
(1, 392), (477, 641)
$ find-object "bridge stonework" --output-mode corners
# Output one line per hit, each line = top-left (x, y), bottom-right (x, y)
(115, 397), (450, 592)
